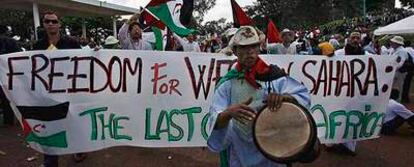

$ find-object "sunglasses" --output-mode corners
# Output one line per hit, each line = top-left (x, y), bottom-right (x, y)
(43, 19), (59, 24)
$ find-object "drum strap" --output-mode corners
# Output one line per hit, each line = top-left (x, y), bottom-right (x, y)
(255, 64), (287, 82)
(256, 64), (286, 94)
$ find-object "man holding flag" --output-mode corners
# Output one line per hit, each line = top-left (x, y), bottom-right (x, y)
(140, 0), (195, 51)
(118, 13), (153, 50)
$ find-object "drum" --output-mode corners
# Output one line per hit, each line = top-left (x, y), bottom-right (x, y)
(253, 102), (320, 163)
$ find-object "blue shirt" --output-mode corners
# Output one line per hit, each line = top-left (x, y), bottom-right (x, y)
(207, 76), (311, 167)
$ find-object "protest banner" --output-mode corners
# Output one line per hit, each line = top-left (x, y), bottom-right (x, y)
(0, 50), (398, 154)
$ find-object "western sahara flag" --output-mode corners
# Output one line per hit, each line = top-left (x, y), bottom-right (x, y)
(145, 0), (195, 37)
(18, 102), (70, 148)
(141, 8), (165, 50)
(231, 0), (253, 28)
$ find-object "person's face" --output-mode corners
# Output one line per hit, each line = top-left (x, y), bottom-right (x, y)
(187, 34), (194, 43)
(88, 41), (96, 48)
(130, 25), (142, 39)
(80, 37), (88, 46)
(298, 31), (305, 38)
(43, 14), (60, 35)
(282, 33), (293, 43)
(374, 40), (380, 47)
(349, 34), (361, 47)
(390, 42), (400, 49)
(234, 44), (260, 69)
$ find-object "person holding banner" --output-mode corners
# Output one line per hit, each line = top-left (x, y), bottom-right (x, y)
(272, 29), (297, 55)
(173, 32), (201, 52)
(334, 32), (366, 56)
(33, 12), (79, 50)
(207, 26), (311, 167)
(118, 13), (152, 50)
(32, 11), (86, 167)
(328, 31), (368, 156)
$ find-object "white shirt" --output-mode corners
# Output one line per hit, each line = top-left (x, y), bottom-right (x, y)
(384, 99), (414, 123)
(208, 72), (310, 167)
(334, 48), (345, 56)
(405, 47), (414, 62)
(81, 45), (91, 50)
(274, 42), (297, 55)
(329, 38), (340, 49)
(381, 46), (391, 55)
(391, 46), (409, 67)
(391, 46), (410, 100)
(118, 23), (153, 50)
(174, 34), (201, 52)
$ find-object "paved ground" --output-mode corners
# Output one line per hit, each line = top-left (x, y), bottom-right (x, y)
(1, 105), (414, 167)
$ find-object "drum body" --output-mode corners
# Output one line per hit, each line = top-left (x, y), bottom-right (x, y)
(253, 102), (319, 163)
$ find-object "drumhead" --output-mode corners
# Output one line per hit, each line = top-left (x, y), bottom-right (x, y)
(253, 102), (317, 163)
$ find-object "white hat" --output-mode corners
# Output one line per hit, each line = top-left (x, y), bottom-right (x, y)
(390, 36), (404, 45)
(281, 28), (291, 34)
(231, 26), (262, 47)
(104, 36), (119, 45)
(225, 28), (238, 38)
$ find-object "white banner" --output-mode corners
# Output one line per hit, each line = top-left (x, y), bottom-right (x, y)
(0, 50), (398, 155)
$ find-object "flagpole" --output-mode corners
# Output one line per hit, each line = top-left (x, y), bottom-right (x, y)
(363, 0), (366, 23)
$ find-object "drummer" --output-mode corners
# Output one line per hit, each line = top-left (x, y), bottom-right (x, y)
(207, 26), (311, 167)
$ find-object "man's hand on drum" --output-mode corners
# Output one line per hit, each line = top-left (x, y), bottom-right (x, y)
(267, 93), (296, 112)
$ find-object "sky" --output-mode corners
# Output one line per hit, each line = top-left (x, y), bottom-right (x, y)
(104, 0), (255, 23)
(105, 0), (403, 23)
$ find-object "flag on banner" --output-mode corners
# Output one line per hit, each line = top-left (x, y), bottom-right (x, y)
(146, 0), (195, 37)
(267, 19), (282, 43)
(231, 0), (253, 27)
(17, 102), (70, 148)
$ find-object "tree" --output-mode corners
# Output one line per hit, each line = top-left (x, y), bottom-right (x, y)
(200, 18), (232, 35)
(0, 8), (123, 47)
(247, 0), (396, 29)
(0, 9), (34, 42)
(193, 0), (216, 24)
(251, 0), (330, 28)
(400, 0), (414, 8)
(61, 16), (122, 44)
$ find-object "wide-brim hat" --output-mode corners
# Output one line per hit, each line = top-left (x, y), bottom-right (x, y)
(225, 28), (238, 38)
(281, 28), (292, 35)
(105, 36), (119, 45)
(230, 26), (263, 47)
(390, 36), (404, 45)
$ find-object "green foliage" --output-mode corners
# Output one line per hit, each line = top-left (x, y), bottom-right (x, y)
(199, 18), (232, 35)
(0, 8), (123, 45)
(0, 9), (34, 41)
(400, 0), (414, 7)
(193, 0), (216, 24)
(60, 16), (122, 44)
(246, 0), (396, 29)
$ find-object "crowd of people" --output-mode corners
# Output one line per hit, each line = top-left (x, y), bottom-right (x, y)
(1, 8), (414, 167)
